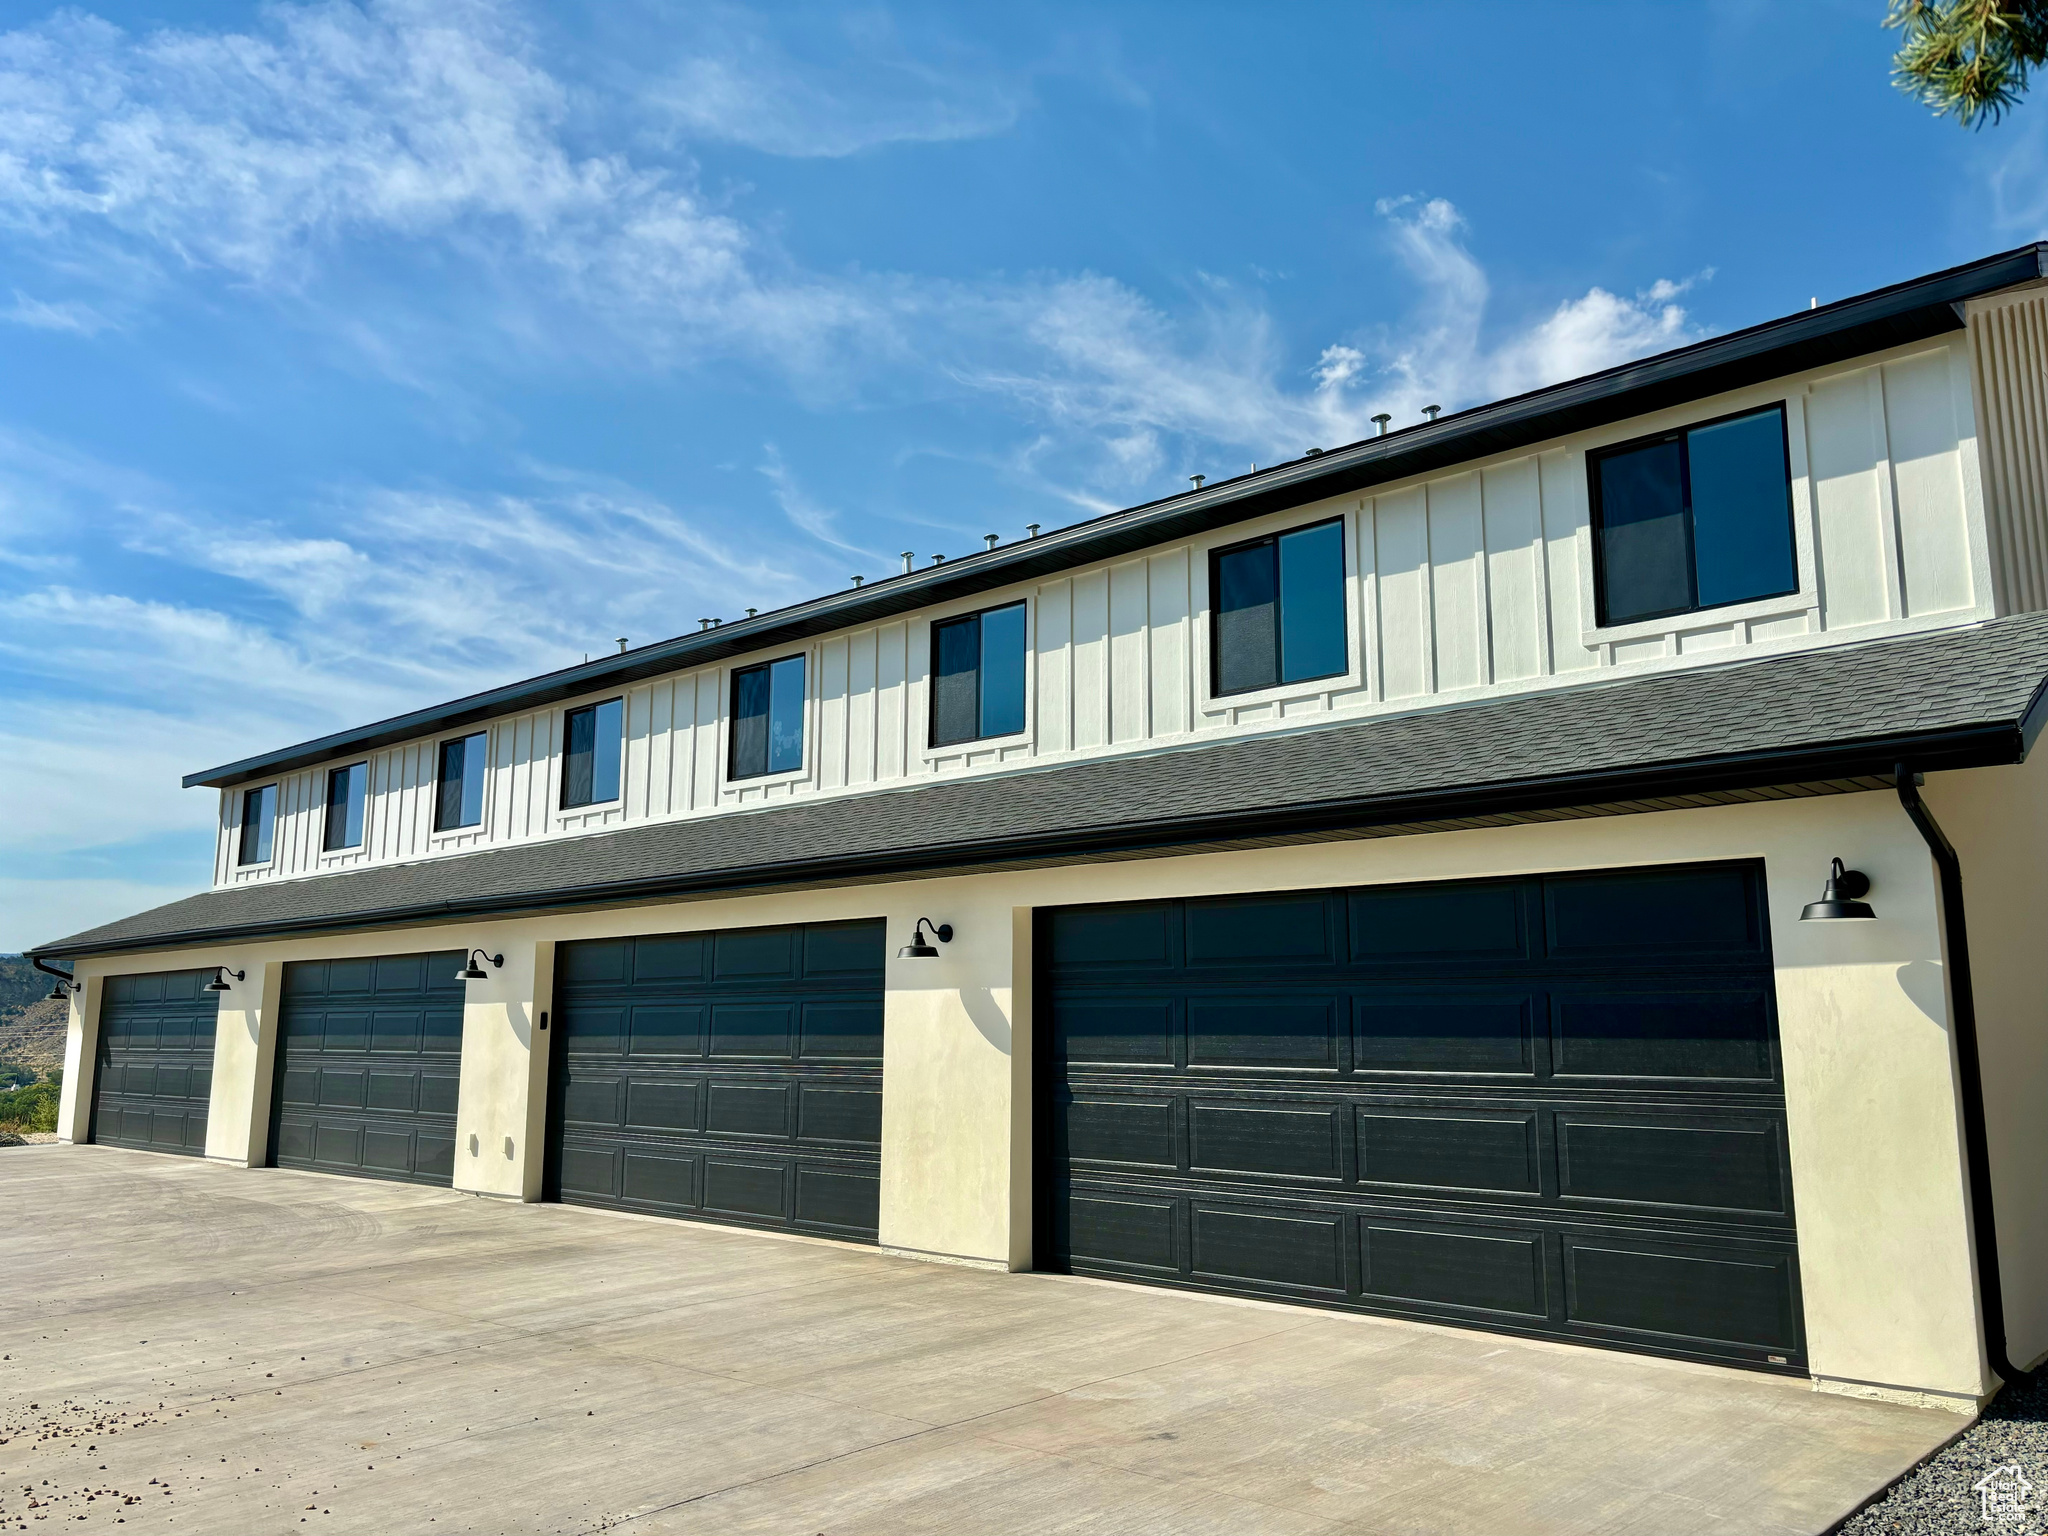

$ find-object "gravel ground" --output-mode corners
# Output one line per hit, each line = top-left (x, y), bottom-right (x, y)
(1839, 1373), (2048, 1532)
(0, 1129), (56, 1146)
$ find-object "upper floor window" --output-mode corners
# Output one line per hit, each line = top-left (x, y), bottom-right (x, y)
(1211, 518), (1347, 696)
(730, 657), (806, 780)
(434, 731), (489, 832)
(562, 699), (624, 808)
(931, 601), (1026, 748)
(323, 762), (368, 852)
(1590, 404), (1797, 627)
(237, 783), (277, 866)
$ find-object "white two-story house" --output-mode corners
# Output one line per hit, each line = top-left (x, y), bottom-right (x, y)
(32, 243), (2048, 1415)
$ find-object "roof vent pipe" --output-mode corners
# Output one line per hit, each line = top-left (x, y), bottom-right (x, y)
(1189, 474), (1205, 490)
(931, 554), (945, 566)
(698, 619), (712, 631)
(851, 575), (864, 587)
(984, 534), (999, 550)
(1371, 414), (1391, 435)
(901, 551), (914, 574)
(1026, 524), (1040, 538)
(1422, 405), (1441, 421)
(617, 637), (628, 653)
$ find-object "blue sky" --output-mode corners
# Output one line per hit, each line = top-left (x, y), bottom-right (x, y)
(1, 0), (2042, 950)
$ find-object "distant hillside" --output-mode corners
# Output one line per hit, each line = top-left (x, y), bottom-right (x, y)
(0, 957), (68, 1077)
(0, 954), (53, 1015)
(0, 995), (66, 1076)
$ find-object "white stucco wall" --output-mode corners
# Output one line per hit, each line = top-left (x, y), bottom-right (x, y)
(58, 785), (2001, 1404)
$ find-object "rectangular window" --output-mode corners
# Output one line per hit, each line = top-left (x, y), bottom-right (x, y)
(930, 601), (1027, 748)
(323, 762), (368, 852)
(434, 731), (490, 831)
(237, 783), (277, 866)
(562, 698), (624, 808)
(1211, 517), (1347, 696)
(730, 655), (806, 780)
(1590, 404), (1797, 626)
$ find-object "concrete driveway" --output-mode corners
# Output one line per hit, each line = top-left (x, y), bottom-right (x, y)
(1, 1147), (1962, 1535)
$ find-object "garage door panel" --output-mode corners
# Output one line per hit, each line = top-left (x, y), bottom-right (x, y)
(798, 1001), (884, 1060)
(1361, 1222), (1550, 1318)
(710, 1003), (792, 1057)
(624, 1077), (702, 1132)
(1042, 862), (1804, 1372)
(558, 1143), (618, 1200)
(1060, 1095), (1176, 1169)
(1185, 894), (1333, 966)
(706, 1081), (790, 1137)
(1357, 1109), (1541, 1195)
(1053, 996), (1175, 1066)
(550, 921), (883, 1241)
(1563, 1237), (1800, 1351)
(271, 949), (463, 1188)
(1348, 881), (1533, 964)
(1354, 993), (1537, 1074)
(797, 1084), (881, 1145)
(1065, 1191), (1180, 1274)
(1551, 988), (1774, 1082)
(1048, 903), (1172, 970)
(1545, 866), (1764, 962)
(1190, 1103), (1339, 1181)
(1556, 1115), (1789, 1216)
(628, 1004), (704, 1056)
(1192, 1205), (1346, 1294)
(795, 1166), (880, 1234)
(1188, 997), (1338, 1070)
(624, 1150), (699, 1208)
(92, 967), (218, 1158)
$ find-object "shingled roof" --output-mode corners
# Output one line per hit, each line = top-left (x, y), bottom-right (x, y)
(34, 611), (2048, 959)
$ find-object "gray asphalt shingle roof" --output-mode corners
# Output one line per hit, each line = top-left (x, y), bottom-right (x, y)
(36, 612), (2048, 958)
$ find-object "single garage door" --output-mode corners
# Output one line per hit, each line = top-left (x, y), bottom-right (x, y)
(269, 951), (463, 1186)
(1039, 862), (1803, 1372)
(548, 919), (884, 1241)
(91, 969), (218, 1156)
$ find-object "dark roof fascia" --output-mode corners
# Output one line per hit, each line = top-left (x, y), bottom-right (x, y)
(184, 242), (2048, 792)
(70, 715), (2027, 961)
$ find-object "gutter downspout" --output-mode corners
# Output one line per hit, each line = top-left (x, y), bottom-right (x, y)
(1896, 763), (2026, 1385)
(29, 955), (74, 993)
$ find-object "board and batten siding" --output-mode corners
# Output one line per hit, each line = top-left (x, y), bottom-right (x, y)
(216, 336), (1994, 889)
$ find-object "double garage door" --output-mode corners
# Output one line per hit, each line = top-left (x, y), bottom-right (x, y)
(90, 968), (218, 1155)
(546, 919), (885, 1241)
(1039, 862), (1804, 1371)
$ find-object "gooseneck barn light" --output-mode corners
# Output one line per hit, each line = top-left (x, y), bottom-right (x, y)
(456, 949), (504, 982)
(1800, 858), (1877, 922)
(897, 918), (954, 959)
(203, 966), (245, 993)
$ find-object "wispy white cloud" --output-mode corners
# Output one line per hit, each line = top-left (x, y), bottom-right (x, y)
(1, 289), (111, 333)
(647, 9), (1028, 158)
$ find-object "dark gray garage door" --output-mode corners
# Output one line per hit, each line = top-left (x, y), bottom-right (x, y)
(548, 919), (884, 1240)
(1038, 862), (1803, 1372)
(91, 969), (217, 1156)
(269, 951), (463, 1186)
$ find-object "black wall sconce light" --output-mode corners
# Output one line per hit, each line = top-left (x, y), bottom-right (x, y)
(898, 918), (954, 959)
(456, 949), (504, 981)
(1801, 858), (1877, 922)
(31, 957), (76, 1001)
(203, 966), (245, 993)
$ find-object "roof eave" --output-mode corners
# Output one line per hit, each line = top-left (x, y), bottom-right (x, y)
(60, 716), (2026, 961)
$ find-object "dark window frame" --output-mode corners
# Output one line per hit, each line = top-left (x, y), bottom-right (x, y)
(236, 782), (277, 867)
(433, 731), (491, 833)
(1587, 402), (1799, 629)
(322, 761), (369, 853)
(727, 655), (809, 782)
(928, 600), (1029, 750)
(561, 697), (626, 810)
(1207, 515), (1349, 700)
